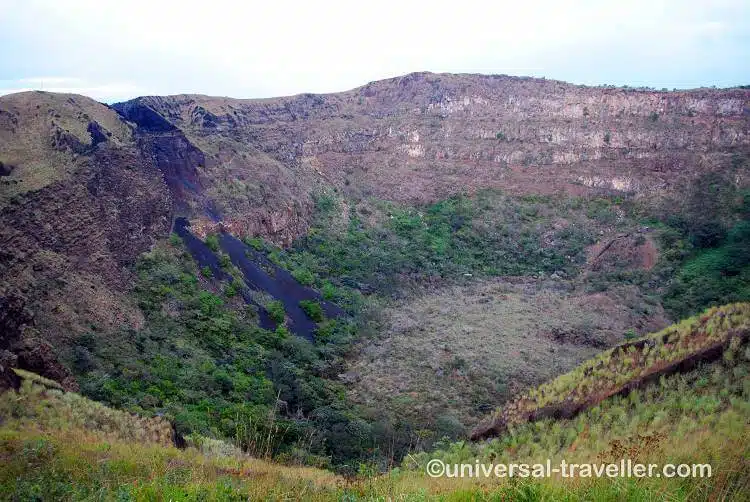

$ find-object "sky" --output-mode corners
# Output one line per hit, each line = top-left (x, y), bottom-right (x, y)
(0, 0), (748, 103)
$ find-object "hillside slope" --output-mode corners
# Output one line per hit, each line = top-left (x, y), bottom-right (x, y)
(2, 304), (747, 500)
(0, 92), (171, 388)
(471, 302), (750, 440)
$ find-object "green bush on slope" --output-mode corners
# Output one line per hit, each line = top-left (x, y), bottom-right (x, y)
(270, 190), (602, 297)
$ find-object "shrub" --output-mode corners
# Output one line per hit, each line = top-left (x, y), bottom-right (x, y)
(291, 267), (315, 286)
(224, 282), (238, 298)
(204, 234), (220, 252)
(200, 266), (212, 278)
(73, 346), (95, 372)
(244, 236), (265, 251)
(299, 300), (324, 322)
(321, 281), (338, 301)
(267, 300), (285, 324)
(435, 414), (467, 440)
(314, 192), (337, 214)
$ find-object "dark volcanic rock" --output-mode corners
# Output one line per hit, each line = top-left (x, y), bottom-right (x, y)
(112, 100), (177, 132)
(0, 160), (14, 176)
(174, 217), (343, 340)
(0, 292), (77, 391)
(86, 120), (109, 147)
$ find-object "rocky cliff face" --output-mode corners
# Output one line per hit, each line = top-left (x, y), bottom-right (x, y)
(1, 74), (748, 385)
(115, 73), (750, 214)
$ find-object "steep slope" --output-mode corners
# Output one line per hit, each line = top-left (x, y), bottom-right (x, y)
(0, 92), (172, 386)
(470, 302), (750, 440)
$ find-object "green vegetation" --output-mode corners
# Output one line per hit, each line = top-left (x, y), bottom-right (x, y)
(5, 183), (748, 488)
(223, 281), (238, 298)
(644, 169), (750, 318)
(2, 342), (746, 501)
(291, 266), (315, 286)
(69, 242), (387, 468)
(475, 303), (750, 435)
(204, 234), (220, 252)
(218, 252), (231, 269)
(273, 190), (600, 299)
(299, 300), (324, 322)
(313, 190), (338, 214)
(266, 299), (286, 324)
(577, 167), (749, 319)
(243, 235), (266, 251)
(663, 224), (750, 318)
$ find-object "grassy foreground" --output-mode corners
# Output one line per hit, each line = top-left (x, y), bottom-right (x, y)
(1, 305), (748, 500)
(0, 372), (746, 501)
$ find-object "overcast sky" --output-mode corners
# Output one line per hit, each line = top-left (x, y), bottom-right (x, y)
(1, 0), (748, 103)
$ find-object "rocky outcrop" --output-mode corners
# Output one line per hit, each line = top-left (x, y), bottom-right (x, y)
(0, 294), (28, 391)
(0, 292), (77, 391)
(115, 73), (750, 213)
(0, 353), (20, 391)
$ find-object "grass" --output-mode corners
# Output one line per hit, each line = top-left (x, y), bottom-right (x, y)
(1, 378), (174, 447)
(1, 357), (747, 501)
(472, 303), (750, 438)
(411, 353), (750, 501)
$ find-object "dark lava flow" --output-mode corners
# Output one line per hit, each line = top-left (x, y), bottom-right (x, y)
(174, 217), (275, 331)
(173, 217), (343, 340)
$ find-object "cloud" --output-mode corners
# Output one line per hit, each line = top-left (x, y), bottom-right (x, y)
(0, 78), (149, 102)
(0, 0), (747, 101)
(17, 77), (83, 85)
